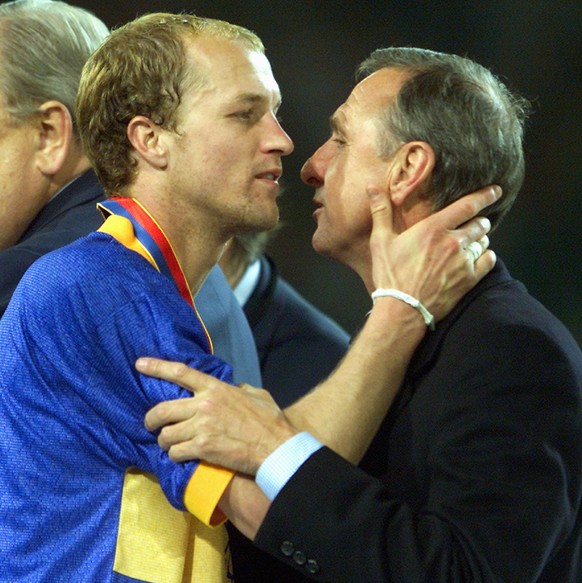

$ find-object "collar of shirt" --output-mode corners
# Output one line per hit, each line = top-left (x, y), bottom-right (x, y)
(232, 259), (261, 307)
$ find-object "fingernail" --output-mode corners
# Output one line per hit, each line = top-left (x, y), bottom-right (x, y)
(492, 186), (502, 199)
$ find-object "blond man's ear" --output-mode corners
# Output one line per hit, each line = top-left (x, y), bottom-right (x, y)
(126, 115), (169, 171)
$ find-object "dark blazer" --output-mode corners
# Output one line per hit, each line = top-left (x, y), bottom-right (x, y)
(0, 169), (105, 316)
(228, 255), (351, 583)
(0, 170), (261, 386)
(254, 260), (582, 582)
(243, 255), (350, 407)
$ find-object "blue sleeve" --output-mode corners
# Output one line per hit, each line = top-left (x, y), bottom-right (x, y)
(14, 243), (234, 511)
(89, 293), (233, 510)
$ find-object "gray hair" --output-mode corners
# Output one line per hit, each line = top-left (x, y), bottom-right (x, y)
(0, 0), (108, 130)
(357, 47), (530, 228)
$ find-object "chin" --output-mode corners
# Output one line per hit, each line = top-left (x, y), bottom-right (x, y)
(311, 234), (333, 260)
(313, 233), (351, 267)
(257, 213), (279, 232)
(242, 213), (279, 234)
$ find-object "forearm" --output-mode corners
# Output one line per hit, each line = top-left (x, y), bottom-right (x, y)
(219, 473), (270, 540)
(284, 297), (425, 464)
(221, 299), (425, 539)
(140, 187), (497, 472)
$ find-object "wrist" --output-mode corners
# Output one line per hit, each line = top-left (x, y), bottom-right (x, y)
(253, 416), (299, 474)
(256, 432), (323, 501)
(371, 288), (435, 331)
(367, 294), (427, 342)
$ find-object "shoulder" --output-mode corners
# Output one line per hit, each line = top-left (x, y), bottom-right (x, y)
(269, 275), (350, 343)
(23, 170), (105, 242)
(15, 232), (181, 321)
(408, 261), (582, 434)
(430, 260), (581, 368)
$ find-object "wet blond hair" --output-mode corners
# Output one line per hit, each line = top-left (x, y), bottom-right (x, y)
(76, 13), (264, 195)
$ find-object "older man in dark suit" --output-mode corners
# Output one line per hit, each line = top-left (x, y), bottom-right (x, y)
(140, 47), (582, 582)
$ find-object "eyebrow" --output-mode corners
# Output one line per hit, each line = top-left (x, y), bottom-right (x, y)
(329, 113), (346, 134)
(233, 93), (282, 110)
(234, 93), (265, 104)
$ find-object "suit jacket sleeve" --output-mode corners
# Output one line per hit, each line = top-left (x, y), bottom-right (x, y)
(254, 302), (582, 582)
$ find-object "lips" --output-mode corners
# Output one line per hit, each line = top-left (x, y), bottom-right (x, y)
(312, 198), (324, 222)
(256, 169), (282, 182)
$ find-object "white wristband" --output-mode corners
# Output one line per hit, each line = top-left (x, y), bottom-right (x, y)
(371, 288), (435, 331)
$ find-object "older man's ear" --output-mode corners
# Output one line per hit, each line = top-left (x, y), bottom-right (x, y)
(35, 100), (75, 177)
(386, 140), (435, 230)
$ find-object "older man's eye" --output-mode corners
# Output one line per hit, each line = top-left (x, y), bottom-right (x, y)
(233, 110), (255, 122)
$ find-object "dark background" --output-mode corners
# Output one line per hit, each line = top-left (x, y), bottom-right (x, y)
(68, 0), (582, 343)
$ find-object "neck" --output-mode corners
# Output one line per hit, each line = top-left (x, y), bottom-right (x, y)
(47, 150), (93, 200)
(331, 242), (374, 294)
(130, 192), (226, 295)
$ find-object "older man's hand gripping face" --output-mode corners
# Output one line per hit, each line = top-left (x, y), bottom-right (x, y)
(138, 185), (499, 473)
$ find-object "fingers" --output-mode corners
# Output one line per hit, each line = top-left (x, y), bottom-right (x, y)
(158, 417), (198, 454)
(455, 217), (491, 253)
(432, 185), (501, 230)
(145, 398), (196, 431)
(464, 231), (496, 282)
(368, 185), (394, 243)
(368, 186), (391, 218)
(166, 441), (204, 463)
(368, 186), (398, 290)
(135, 357), (204, 391)
(135, 356), (241, 399)
(368, 184), (500, 237)
(474, 249), (497, 281)
(465, 236), (489, 262)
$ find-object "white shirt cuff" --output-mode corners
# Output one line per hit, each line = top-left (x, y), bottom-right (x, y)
(256, 432), (323, 501)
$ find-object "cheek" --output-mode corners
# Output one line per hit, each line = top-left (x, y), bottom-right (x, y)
(348, 201), (374, 238)
(202, 143), (252, 179)
(334, 180), (372, 223)
(319, 196), (370, 255)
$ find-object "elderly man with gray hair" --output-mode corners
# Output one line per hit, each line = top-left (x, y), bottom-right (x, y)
(141, 47), (582, 583)
(0, 0), (108, 311)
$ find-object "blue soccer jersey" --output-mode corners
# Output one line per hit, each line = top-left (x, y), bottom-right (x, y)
(0, 201), (235, 582)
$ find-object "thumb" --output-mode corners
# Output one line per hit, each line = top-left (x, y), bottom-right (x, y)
(368, 184), (395, 258)
(368, 185), (392, 221)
